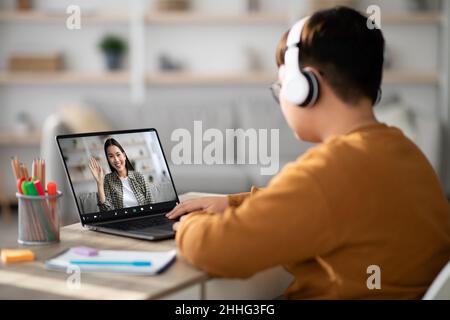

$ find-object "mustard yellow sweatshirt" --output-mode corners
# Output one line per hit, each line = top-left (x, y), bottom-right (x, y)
(176, 123), (450, 299)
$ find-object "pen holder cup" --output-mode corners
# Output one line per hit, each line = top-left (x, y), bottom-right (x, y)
(16, 191), (62, 245)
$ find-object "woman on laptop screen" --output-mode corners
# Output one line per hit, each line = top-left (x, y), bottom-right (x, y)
(88, 138), (156, 211)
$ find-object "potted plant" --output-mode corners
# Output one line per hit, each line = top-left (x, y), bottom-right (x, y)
(98, 35), (127, 70)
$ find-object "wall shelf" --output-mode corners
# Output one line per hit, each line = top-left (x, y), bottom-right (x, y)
(0, 132), (41, 146)
(0, 71), (439, 86)
(147, 71), (276, 85)
(149, 71), (440, 86)
(0, 11), (287, 25)
(382, 12), (441, 24)
(383, 71), (439, 84)
(0, 10), (128, 23)
(0, 10), (287, 25)
(146, 12), (286, 24)
(0, 71), (275, 86)
(0, 10), (441, 25)
(0, 71), (130, 85)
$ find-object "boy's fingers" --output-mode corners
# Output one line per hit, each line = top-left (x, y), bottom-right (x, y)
(165, 206), (182, 218)
(166, 201), (202, 219)
(166, 204), (190, 219)
(172, 215), (189, 231)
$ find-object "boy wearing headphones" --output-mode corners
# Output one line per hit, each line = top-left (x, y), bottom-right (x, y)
(167, 7), (450, 299)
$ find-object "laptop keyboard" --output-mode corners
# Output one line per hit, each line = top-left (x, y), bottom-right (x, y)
(100, 216), (173, 232)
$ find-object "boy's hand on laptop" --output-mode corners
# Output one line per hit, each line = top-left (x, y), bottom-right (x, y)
(171, 196), (228, 231)
(166, 196), (228, 221)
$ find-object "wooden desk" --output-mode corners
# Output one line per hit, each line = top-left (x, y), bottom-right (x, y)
(0, 193), (293, 299)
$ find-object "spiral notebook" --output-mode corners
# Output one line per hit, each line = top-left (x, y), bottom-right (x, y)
(45, 248), (176, 275)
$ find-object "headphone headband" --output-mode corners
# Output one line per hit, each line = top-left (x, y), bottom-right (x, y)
(286, 17), (310, 48)
(281, 16), (319, 107)
(285, 17), (310, 78)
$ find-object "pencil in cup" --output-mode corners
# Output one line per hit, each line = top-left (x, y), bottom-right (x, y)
(31, 180), (57, 242)
(16, 191), (62, 245)
(18, 179), (39, 241)
(21, 180), (46, 242)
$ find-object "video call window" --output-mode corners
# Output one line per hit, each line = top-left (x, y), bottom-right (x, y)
(59, 131), (177, 215)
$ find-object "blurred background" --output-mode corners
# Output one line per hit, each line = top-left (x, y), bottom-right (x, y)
(0, 0), (449, 242)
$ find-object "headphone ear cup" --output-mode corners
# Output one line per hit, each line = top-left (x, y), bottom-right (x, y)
(280, 70), (320, 107)
(281, 73), (310, 106)
(300, 71), (319, 107)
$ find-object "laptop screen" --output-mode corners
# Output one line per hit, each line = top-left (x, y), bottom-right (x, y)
(57, 129), (179, 224)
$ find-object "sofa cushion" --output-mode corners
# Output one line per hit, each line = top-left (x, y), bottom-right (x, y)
(170, 164), (250, 194)
(234, 97), (314, 174)
(138, 101), (236, 165)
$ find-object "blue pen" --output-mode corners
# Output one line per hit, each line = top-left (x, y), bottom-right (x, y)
(70, 260), (152, 267)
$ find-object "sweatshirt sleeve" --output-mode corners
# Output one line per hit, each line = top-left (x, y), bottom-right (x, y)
(227, 185), (260, 207)
(176, 163), (336, 278)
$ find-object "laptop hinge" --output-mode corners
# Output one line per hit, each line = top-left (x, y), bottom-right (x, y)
(89, 212), (168, 227)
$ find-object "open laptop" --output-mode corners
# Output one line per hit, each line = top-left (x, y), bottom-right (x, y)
(56, 128), (180, 241)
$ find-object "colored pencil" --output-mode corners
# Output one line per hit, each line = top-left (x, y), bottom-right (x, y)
(11, 156), (56, 242)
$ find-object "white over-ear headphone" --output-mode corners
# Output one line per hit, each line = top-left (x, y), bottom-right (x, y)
(281, 17), (382, 107)
(281, 16), (319, 107)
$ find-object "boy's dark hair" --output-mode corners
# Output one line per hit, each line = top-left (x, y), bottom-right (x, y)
(276, 6), (385, 105)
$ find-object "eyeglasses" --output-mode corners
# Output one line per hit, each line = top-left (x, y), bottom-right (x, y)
(270, 81), (282, 104)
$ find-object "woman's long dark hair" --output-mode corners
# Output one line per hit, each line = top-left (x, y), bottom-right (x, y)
(104, 138), (134, 175)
